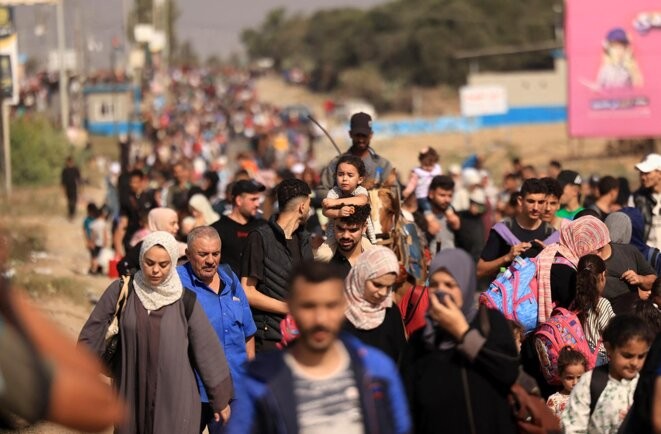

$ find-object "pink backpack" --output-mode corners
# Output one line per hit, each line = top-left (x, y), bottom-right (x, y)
(534, 307), (599, 385)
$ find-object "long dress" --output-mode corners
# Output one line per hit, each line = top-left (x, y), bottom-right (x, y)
(79, 280), (233, 434)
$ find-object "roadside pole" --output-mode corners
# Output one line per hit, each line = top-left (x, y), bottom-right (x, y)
(2, 100), (9, 196)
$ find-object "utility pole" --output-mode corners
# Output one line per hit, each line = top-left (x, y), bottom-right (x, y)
(56, 0), (68, 130)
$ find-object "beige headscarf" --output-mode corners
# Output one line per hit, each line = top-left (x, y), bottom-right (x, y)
(133, 231), (184, 311)
(188, 194), (220, 225)
(148, 207), (178, 232)
(344, 246), (400, 330)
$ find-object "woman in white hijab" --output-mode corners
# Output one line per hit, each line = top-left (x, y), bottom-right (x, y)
(79, 231), (233, 434)
(189, 194), (220, 227)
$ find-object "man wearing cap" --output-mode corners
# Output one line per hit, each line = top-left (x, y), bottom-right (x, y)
(211, 179), (267, 277)
(634, 153), (661, 249)
(556, 170), (584, 220)
(318, 112), (395, 196)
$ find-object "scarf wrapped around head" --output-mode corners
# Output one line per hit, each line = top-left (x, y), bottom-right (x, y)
(133, 231), (184, 311)
(189, 194), (220, 225)
(604, 212), (632, 244)
(424, 249), (478, 350)
(537, 216), (610, 322)
(344, 246), (400, 330)
(148, 207), (178, 232)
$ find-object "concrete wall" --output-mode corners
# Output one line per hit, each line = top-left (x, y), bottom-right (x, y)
(468, 59), (567, 107)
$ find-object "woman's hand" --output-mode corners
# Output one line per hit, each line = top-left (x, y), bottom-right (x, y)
(428, 292), (470, 341)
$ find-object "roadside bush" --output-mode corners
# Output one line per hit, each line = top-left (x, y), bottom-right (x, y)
(10, 115), (72, 186)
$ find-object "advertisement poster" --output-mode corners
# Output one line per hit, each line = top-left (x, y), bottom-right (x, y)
(567, 0), (661, 137)
(0, 6), (17, 105)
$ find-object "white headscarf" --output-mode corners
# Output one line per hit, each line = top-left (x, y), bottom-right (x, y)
(133, 231), (184, 311)
(189, 194), (220, 225)
(344, 246), (400, 330)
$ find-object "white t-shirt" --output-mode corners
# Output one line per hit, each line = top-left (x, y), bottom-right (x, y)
(648, 192), (661, 250)
(284, 344), (364, 434)
(90, 218), (107, 248)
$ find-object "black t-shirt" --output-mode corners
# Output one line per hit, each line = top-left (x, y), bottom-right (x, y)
(550, 261), (577, 309)
(60, 166), (80, 196)
(343, 307), (407, 364)
(329, 250), (352, 278)
(604, 243), (655, 301)
(211, 215), (266, 278)
(480, 219), (550, 262)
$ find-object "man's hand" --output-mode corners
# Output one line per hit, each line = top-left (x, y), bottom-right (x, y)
(214, 405), (231, 424)
(507, 242), (532, 263)
(445, 208), (461, 230)
(621, 270), (642, 286)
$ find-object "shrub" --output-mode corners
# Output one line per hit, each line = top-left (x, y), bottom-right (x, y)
(10, 115), (72, 186)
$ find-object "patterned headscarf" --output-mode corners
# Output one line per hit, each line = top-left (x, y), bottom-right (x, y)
(344, 246), (400, 330)
(537, 216), (610, 322)
(133, 231), (184, 311)
(148, 207), (178, 233)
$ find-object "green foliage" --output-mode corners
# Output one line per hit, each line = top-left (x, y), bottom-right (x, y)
(242, 0), (558, 90)
(10, 116), (71, 186)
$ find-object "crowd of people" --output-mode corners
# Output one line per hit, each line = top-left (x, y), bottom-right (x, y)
(4, 66), (661, 434)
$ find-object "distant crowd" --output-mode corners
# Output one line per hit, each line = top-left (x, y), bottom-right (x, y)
(3, 66), (660, 434)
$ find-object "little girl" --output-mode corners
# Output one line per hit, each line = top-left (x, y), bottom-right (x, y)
(562, 314), (653, 434)
(546, 346), (587, 417)
(315, 155), (376, 261)
(571, 254), (616, 366)
(402, 147), (442, 214)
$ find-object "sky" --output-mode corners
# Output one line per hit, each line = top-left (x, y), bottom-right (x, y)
(13, 0), (387, 71)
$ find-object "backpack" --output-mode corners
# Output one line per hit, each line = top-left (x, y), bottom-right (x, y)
(492, 219), (559, 247)
(479, 255), (575, 333)
(398, 284), (428, 336)
(534, 307), (599, 385)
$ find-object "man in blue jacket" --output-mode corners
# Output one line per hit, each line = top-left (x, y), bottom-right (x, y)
(177, 226), (256, 434)
(227, 261), (411, 434)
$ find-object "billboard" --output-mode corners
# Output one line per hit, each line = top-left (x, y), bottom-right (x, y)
(0, 6), (17, 105)
(567, 0), (661, 137)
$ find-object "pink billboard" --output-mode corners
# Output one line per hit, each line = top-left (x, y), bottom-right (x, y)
(567, 0), (661, 137)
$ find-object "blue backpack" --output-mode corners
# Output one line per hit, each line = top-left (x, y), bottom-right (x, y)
(479, 255), (574, 333)
(479, 256), (540, 333)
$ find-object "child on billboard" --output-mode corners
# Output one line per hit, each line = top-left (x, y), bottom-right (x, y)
(596, 28), (643, 90)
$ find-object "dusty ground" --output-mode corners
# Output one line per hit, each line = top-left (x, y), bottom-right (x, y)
(3, 74), (650, 433)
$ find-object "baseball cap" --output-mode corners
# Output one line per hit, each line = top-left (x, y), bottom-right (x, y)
(349, 112), (372, 135)
(606, 28), (628, 44)
(231, 179), (266, 197)
(635, 153), (661, 173)
(557, 170), (582, 188)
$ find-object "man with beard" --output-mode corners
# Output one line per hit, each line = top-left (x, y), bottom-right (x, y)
(177, 226), (256, 434)
(318, 112), (395, 196)
(226, 262), (411, 434)
(425, 175), (461, 255)
(211, 179), (266, 277)
(477, 178), (555, 279)
(241, 179), (314, 352)
(326, 204), (373, 277)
